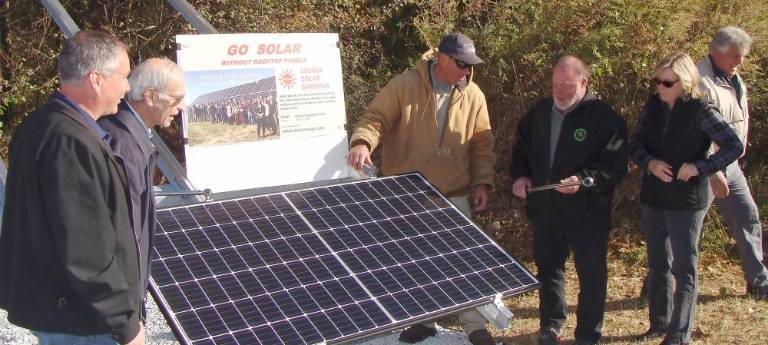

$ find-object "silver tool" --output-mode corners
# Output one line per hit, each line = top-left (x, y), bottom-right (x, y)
(527, 177), (595, 193)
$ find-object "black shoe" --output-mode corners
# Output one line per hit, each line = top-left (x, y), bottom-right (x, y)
(635, 327), (666, 341)
(398, 325), (437, 343)
(573, 339), (598, 345)
(536, 327), (561, 345)
(468, 329), (495, 345)
(748, 283), (768, 299)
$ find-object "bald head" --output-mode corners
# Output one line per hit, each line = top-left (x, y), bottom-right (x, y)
(555, 55), (589, 80)
(552, 56), (589, 110)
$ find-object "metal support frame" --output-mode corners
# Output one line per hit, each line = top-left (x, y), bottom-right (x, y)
(40, 0), (79, 38)
(33, 0), (223, 205)
(165, 0), (219, 34)
(475, 294), (514, 329)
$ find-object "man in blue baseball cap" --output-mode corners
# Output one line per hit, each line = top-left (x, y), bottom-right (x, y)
(348, 32), (497, 345)
(438, 32), (485, 65)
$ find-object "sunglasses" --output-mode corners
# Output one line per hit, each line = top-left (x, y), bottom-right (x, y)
(451, 56), (473, 70)
(653, 78), (679, 88)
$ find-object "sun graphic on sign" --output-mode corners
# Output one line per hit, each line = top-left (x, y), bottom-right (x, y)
(279, 70), (296, 89)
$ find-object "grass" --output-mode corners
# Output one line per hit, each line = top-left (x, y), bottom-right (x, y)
(186, 121), (278, 146)
(472, 183), (768, 344)
(477, 233), (768, 344)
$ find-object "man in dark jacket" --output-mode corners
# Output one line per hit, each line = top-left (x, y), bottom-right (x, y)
(509, 56), (628, 345)
(0, 30), (143, 344)
(98, 57), (186, 323)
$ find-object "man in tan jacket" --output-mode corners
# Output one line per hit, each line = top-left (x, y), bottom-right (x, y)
(347, 32), (496, 345)
(699, 27), (768, 298)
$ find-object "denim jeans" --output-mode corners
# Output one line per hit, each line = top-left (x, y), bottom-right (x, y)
(413, 195), (488, 335)
(708, 162), (767, 287)
(31, 331), (117, 345)
(408, 195), (487, 336)
(643, 205), (707, 344)
(448, 195), (488, 334)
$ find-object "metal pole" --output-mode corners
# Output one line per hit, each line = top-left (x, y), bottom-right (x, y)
(151, 130), (200, 196)
(39, 0), (79, 38)
(38, 0), (206, 202)
(165, 0), (219, 34)
(39, 0), (222, 203)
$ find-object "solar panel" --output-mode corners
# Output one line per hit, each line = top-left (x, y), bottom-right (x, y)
(150, 173), (538, 345)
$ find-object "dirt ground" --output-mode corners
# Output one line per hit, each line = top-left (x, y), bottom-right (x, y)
(488, 255), (768, 345)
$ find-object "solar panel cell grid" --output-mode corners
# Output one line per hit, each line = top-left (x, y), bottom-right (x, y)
(150, 174), (537, 345)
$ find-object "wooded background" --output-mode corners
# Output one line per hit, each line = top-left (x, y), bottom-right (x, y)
(1, 0), (766, 259)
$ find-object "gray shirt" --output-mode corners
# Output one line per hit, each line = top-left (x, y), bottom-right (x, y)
(549, 100), (581, 166)
(430, 62), (453, 144)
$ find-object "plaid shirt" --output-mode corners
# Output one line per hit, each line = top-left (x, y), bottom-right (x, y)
(630, 96), (742, 176)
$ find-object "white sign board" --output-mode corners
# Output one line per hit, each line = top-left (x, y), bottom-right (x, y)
(176, 33), (349, 192)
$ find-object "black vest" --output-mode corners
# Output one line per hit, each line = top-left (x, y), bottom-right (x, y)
(639, 96), (711, 209)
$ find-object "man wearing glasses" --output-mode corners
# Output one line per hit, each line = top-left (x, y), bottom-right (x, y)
(0, 30), (144, 345)
(99, 57), (187, 327)
(699, 27), (768, 299)
(510, 56), (628, 345)
(347, 32), (497, 345)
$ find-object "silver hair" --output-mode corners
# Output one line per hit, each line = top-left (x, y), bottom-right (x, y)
(57, 30), (127, 84)
(709, 26), (752, 56)
(125, 57), (183, 102)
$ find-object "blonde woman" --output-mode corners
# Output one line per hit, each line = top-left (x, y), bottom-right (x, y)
(629, 52), (742, 345)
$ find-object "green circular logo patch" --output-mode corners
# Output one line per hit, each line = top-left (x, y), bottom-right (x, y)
(574, 128), (587, 142)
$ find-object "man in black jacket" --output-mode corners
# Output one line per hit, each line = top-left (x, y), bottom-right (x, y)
(99, 57), (186, 325)
(0, 30), (143, 344)
(509, 56), (628, 345)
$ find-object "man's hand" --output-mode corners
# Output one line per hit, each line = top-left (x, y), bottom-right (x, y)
(347, 144), (372, 171)
(473, 184), (490, 212)
(512, 177), (531, 199)
(676, 163), (699, 182)
(555, 175), (580, 194)
(648, 159), (673, 183)
(126, 322), (145, 345)
(709, 171), (729, 198)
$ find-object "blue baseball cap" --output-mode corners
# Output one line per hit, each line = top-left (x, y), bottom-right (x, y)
(438, 32), (484, 65)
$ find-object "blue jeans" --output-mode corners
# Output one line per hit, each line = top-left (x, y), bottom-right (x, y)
(643, 205), (707, 344)
(411, 195), (488, 336)
(708, 162), (767, 287)
(31, 331), (117, 345)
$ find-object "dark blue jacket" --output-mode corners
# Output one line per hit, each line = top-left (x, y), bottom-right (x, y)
(99, 101), (157, 311)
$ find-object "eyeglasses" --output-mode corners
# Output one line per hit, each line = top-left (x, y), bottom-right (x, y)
(451, 56), (473, 70)
(653, 78), (679, 88)
(160, 92), (185, 104)
(152, 88), (185, 105)
(91, 70), (129, 81)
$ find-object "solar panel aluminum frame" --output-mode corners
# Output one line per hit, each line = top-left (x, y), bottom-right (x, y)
(149, 173), (539, 345)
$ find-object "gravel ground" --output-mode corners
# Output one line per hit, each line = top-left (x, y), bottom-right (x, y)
(0, 298), (478, 345)
(0, 297), (178, 345)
